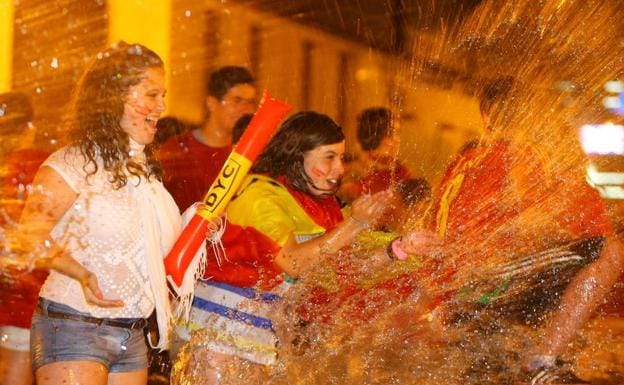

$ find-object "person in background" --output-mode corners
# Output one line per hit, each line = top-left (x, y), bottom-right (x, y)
(154, 116), (191, 145)
(0, 91), (50, 385)
(158, 66), (257, 212)
(339, 107), (411, 203)
(380, 177), (432, 233)
(175, 111), (394, 384)
(393, 79), (622, 383)
(10, 42), (185, 385)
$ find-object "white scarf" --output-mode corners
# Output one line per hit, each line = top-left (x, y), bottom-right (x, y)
(127, 139), (181, 350)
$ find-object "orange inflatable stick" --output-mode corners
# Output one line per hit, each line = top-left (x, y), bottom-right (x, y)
(164, 91), (291, 287)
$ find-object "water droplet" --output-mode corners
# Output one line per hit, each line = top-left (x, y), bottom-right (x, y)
(184, 9), (191, 17)
(50, 57), (59, 69)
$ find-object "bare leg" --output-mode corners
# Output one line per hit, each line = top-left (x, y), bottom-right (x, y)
(524, 236), (624, 369)
(193, 350), (233, 385)
(0, 346), (34, 385)
(35, 361), (108, 385)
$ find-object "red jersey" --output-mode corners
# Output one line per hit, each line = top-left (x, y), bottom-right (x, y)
(158, 130), (231, 212)
(432, 140), (610, 244)
(301, 139), (613, 325)
(0, 148), (49, 329)
(351, 156), (411, 197)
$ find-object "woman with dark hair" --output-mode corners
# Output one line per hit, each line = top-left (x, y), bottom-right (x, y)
(9, 42), (182, 385)
(175, 111), (393, 384)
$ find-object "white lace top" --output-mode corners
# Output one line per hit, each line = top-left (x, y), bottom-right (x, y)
(39, 145), (182, 335)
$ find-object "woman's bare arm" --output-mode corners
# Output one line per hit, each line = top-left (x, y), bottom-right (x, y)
(14, 166), (123, 307)
(275, 190), (394, 277)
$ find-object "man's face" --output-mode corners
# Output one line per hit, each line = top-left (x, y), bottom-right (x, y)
(207, 83), (257, 134)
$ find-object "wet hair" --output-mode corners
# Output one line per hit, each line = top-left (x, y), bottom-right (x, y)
(67, 41), (164, 189)
(357, 107), (393, 151)
(207, 66), (255, 100)
(0, 91), (33, 136)
(396, 178), (431, 206)
(478, 77), (514, 116)
(253, 111), (344, 195)
(232, 113), (253, 144)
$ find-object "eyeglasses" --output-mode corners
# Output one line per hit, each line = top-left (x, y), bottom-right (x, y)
(221, 96), (258, 107)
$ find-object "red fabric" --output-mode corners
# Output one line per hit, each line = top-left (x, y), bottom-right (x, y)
(432, 141), (611, 242)
(204, 223), (283, 290)
(205, 178), (343, 290)
(425, 140), (612, 295)
(158, 130), (232, 212)
(0, 148), (49, 328)
(303, 140), (615, 326)
(552, 178), (612, 239)
(278, 176), (343, 231)
(432, 140), (520, 243)
(354, 157), (411, 196)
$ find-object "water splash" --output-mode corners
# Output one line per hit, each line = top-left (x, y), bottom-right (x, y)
(175, 0), (624, 384)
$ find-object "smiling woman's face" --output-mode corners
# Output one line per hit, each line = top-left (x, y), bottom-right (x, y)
(302, 140), (346, 196)
(119, 66), (166, 145)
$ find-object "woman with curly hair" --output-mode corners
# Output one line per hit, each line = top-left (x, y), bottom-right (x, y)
(13, 42), (178, 385)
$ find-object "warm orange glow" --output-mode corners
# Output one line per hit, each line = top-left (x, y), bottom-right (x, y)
(0, 0), (13, 92)
(107, 0), (171, 113)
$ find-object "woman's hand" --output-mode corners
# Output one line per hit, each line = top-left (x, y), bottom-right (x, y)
(188, 202), (224, 240)
(79, 271), (125, 308)
(396, 229), (442, 255)
(350, 189), (395, 228)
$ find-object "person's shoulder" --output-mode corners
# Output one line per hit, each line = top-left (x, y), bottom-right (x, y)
(157, 129), (202, 164)
(39, 146), (96, 191)
(160, 129), (195, 149)
(238, 174), (285, 196)
(5, 147), (50, 164)
(230, 175), (293, 213)
(156, 117), (197, 144)
(45, 146), (77, 164)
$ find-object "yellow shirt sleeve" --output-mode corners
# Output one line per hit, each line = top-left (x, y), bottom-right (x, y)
(227, 175), (323, 247)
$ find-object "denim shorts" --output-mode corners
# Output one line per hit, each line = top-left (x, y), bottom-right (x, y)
(30, 299), (149, 373)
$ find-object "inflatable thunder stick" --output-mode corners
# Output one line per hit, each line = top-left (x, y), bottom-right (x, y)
(165, 91), (292, 286)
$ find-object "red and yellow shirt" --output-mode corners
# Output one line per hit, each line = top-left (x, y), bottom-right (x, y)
(204, 174), (343, 291)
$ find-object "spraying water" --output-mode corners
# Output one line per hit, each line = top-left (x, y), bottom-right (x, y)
(2, 0), (624, 384)
(174, 0), (624, 384)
